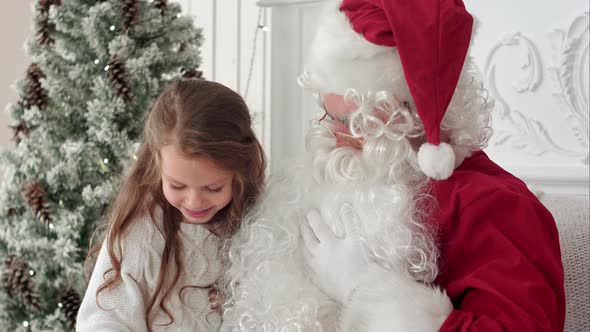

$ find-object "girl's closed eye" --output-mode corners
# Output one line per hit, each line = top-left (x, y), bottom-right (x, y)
(207, 186), (224, 193)
(169, 183), (186, 190)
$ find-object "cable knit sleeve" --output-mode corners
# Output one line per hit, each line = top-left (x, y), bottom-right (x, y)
(77, 217), (152, 331)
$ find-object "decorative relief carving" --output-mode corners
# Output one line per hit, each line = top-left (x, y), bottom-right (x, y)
(484, 33), (571, 157)
(548, 13), (589, 164)
(486, 32), (544, 94)
(484, 14), (589, 165)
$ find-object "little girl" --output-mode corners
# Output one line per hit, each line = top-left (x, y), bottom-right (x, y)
(77, 79), (266, 331)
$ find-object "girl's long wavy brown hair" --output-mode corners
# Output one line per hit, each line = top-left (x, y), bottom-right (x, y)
(84, 79), (266, 330)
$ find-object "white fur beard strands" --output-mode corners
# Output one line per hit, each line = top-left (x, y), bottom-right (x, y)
(221, 122), (439, 332)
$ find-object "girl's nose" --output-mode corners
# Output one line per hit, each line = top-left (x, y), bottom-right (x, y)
(187, 191), (205, 209)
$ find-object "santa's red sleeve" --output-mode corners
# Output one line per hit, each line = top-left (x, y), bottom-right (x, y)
(339, 152), (565, 332)
(435, 179), (566, 332)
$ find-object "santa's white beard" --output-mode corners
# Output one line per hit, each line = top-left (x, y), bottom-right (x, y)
(221, 126), (438, 332)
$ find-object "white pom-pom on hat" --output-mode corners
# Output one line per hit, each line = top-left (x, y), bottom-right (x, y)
(417, 142), (456, 180)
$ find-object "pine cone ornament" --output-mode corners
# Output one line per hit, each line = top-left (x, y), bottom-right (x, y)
(121, 0), (139, 33)
(58, 288), (81, 330)
(106, 55), (134, 103)
(6, 207), (18, 218)
(2, 256), (14, 295)
(38, 0), (52, 13)
(2, 256), (41, 311)
(36, 0), (62, 46)
(38, 0), (62, 13)
(10, 121), (31, 145)
(22, 64), (49, 110)
(36, 13), (55, 46)
(23, 182), (52, 224)
(181, 68), (203, 79)
(153, 0), (167, 14)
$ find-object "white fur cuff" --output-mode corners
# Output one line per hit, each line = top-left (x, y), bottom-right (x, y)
(340, 267), (453, 332)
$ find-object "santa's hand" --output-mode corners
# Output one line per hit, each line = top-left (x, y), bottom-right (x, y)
(300, 208), (369, 303)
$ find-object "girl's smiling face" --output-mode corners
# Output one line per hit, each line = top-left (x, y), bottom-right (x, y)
(160, 145), (233, 225)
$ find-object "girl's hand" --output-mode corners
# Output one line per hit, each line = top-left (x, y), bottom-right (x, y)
(300, 207), (369, 303)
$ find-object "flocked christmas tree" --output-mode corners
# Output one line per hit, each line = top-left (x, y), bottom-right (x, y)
(0, 0), (203, 329)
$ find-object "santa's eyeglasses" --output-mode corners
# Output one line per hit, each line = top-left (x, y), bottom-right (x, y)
(316, 98), (364, 149)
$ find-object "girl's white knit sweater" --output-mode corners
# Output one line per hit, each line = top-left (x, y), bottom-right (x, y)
(77, 210), (223, 331)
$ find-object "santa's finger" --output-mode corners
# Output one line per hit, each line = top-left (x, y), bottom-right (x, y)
(306, 209), (336, 242)
(300, 219), (320, 249)
(339, 203), (362, 239)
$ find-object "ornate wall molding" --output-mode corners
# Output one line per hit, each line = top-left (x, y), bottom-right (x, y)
(548, 12), (589, 164)
(484, 13), (589, 165)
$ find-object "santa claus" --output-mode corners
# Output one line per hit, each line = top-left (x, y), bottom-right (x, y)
(220, 0), (565, 331)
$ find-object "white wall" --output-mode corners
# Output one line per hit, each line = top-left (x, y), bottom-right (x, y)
(0, 1), (34, 151)
(175, 0), (271, 150)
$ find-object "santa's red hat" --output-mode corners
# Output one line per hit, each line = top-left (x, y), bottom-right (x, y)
(304, 0), (474, 180)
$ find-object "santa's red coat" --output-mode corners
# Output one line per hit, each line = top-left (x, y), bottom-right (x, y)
(432, 150), (566, 331)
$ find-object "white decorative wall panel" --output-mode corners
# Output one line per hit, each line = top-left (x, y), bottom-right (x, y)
(257, 1), (323, 169)
(257, 0), (590, 197)
(467, 1), (589, 196)
(174, 0), (271, 149)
